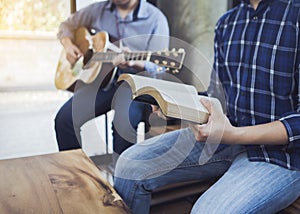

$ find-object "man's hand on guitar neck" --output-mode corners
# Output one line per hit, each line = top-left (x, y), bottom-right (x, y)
(112, 46), (145, 71)
(61, 37), (83, 66)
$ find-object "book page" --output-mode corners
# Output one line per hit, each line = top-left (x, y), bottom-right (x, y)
(121, 74), (198, 96)
(160, 92), (207, 113)
(124, 74), (206, 112)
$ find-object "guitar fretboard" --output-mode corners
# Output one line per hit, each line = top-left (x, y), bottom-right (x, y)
(91, 52), (151, 62)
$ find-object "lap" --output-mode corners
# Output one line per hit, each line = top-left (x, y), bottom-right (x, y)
(115, 128), (244, 182)
(192, 152), (300, 214)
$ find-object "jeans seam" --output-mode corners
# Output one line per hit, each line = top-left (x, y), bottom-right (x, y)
(127, 181), (139, 208)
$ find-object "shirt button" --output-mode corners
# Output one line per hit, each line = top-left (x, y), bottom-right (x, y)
(253, 16), (258, 20)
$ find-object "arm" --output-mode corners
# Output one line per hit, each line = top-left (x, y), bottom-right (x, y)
(189, 98), (289, 145)
(60, 37), (83, 66)
(278, 63), (300, 148)
(190, 16), (298, 146)
(57, 3), (99, 64)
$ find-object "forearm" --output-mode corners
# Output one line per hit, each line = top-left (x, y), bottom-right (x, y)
(229, 120), (289, 145)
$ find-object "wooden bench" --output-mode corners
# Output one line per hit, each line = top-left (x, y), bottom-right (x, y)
(0, 149), (130, 214)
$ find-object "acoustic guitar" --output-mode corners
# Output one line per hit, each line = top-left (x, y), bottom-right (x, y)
(55, 27), (185, 92)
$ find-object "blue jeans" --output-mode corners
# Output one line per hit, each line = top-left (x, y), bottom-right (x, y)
(114, 128), (300, 214)
(54, 78), (151, 155)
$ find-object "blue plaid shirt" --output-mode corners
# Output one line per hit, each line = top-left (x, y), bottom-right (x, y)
(211, 0), (300, 170)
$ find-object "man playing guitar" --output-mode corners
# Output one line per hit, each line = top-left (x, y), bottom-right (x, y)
(55, 0), (169, 164)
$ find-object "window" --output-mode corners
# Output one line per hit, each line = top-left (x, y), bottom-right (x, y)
(0, 0), (69, 32)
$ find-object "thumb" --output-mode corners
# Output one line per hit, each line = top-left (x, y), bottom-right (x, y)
(200, 98), (212, 114)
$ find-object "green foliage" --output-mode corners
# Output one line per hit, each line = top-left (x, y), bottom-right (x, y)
(0, 0), (69, 32)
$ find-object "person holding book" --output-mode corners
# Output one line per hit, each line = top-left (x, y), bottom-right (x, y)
(113, 0), (300, 213)
(54, 0), (169, 157)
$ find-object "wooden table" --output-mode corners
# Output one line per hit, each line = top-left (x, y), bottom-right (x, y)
(0, 149), (130, 214)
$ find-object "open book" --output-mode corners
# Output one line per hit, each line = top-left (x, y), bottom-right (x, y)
(117, 74), (209, 124)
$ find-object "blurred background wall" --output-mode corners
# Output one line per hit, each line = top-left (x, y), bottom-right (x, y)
(157, 0), (228, 91)
(158, 0), (227, 64)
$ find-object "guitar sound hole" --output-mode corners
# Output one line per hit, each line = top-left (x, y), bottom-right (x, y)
(83, 49), (94, 66)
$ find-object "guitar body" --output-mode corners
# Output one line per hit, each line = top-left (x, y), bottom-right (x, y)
(55, 27), (113, 91)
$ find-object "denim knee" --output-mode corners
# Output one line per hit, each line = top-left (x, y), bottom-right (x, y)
(54, 105), (81, 150)
(54, 108), (67, 132)
(114, 168), (153, 214)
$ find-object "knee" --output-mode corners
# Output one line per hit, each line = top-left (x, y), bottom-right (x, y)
(113, 176), (134, 202)
(114, 144), (161, 181)
(114, 155), (142, 207)
(114, 150), (145, 180)
(114, 155), (154, 211)
(54, 109), (63, 131)
(54, 107), (70, 131)
(114, 174), (150, 212)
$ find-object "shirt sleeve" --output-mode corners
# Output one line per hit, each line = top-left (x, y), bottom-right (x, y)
(57, 4), (97, 41)
(279, 66), (300, 148)
(144, 61), (160, 73)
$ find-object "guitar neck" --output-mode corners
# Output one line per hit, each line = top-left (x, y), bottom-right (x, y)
(90, 52), (151, 62)
(86, 48), (185, 70)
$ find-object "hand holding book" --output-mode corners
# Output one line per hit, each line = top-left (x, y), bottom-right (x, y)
(188, 97), (235, 144)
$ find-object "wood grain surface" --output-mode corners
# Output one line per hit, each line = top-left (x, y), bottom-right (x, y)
(0, 149), (130, 214)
